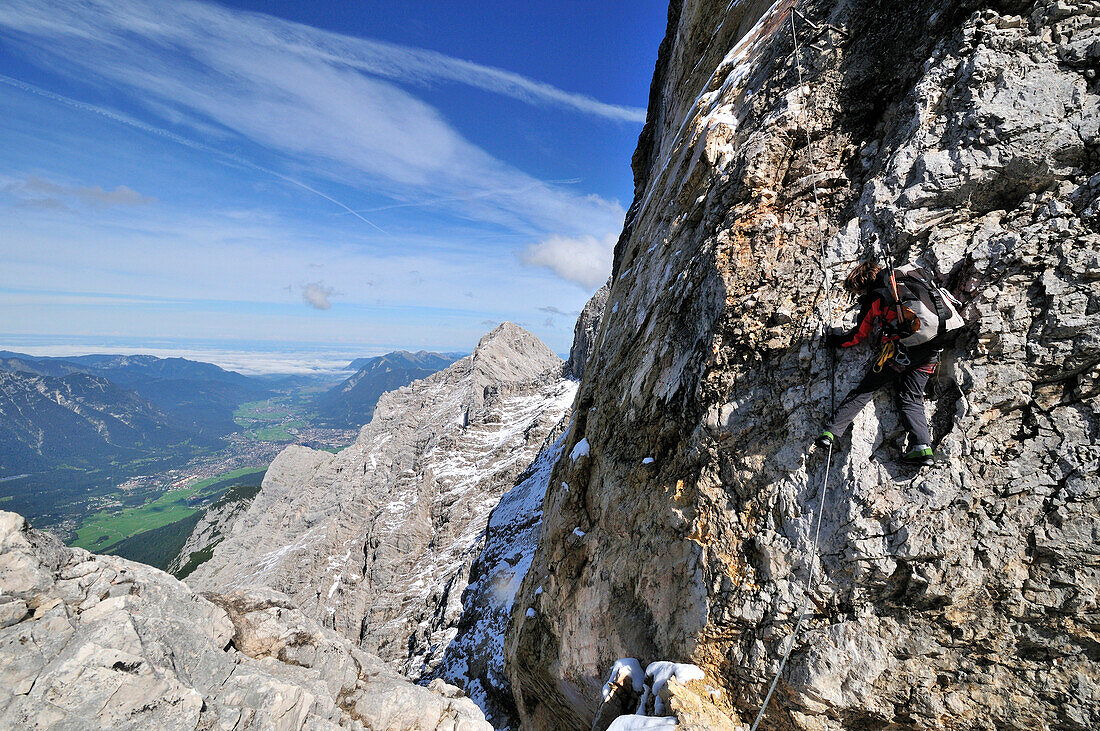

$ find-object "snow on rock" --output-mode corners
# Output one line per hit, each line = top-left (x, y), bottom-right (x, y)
(432, 429), (569, 729)
(593, 657), (741, 730)
(607, 716), (678, 730)
(646, 662), (706, 715)
(570, 437), (590, 461)
(603, 658), (645, 700)
(432, 287), (608, 729)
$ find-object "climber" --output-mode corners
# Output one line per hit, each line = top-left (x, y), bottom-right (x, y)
(814, 261), (945, 467)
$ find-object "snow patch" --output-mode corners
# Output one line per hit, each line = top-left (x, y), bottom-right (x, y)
(603, 658), (645, 700)
(434, 430), (570, 723)
(607, 716), (678, 730)
(570, 438), (590, 462)
(573, 527), (586, 538)
(642, 457), (655, 465)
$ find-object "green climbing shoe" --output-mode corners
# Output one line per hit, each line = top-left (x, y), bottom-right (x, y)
(900, 446), (934, 467)
(814, 431), (835, 450)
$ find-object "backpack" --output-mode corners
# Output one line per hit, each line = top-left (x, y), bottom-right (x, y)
(876, 265), (967, 347)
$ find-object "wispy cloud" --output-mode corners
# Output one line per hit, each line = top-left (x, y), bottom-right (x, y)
(4, 174), (155, 209)
(0, 0), (631, 241)
(299, 34), (647, 124)
(0, 0), (640, 346)
(0, 74), (388, 232)
(520, 233), (616, 290)
(0, 0), (647, 123)
(537, 305), (579, 317)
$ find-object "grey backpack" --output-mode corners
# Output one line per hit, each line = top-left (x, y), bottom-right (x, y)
(879, 265), (967, 347)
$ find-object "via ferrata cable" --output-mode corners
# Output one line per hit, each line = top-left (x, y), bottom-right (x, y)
(749, 9), (836, 730)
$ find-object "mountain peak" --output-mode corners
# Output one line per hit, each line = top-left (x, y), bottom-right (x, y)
(471, 322), (562, 387)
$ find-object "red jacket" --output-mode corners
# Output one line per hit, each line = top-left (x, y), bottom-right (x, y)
(838, 295), (896, 348)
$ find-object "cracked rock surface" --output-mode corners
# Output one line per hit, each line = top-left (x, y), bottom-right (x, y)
(0, 511), (491, 730)
(508, 1), (1099, 729)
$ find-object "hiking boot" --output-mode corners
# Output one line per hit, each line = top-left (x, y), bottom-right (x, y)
(814, 431), (835, 451)
(901, 445), (934, 467)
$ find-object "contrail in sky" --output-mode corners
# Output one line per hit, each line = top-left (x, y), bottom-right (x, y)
(0, 73), (387, 233)
(347, 178), (586, 215)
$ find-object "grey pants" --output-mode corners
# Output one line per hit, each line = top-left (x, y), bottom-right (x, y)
(826, 362), (933, 447)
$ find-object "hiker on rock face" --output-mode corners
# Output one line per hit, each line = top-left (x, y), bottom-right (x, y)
(816, 260), (956, 467)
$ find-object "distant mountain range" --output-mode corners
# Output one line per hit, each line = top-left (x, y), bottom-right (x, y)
(315, 350), (464, 428)
(0, 370), (195, 473)
(343, 351), (465, 372)
(70, 354), (269, 436)
(0, 352), (270, 474)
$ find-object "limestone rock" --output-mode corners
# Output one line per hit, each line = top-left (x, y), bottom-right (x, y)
(0, 510), (491, 730)
(660, 677), (743, 731)
(568, 280), (612, 380)
(191, 322), (576, 687)
(508, 1), (1100, 729)
(592, 675), (642, 731)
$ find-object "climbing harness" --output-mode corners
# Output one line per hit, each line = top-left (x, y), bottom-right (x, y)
(749, 10), (835, 731)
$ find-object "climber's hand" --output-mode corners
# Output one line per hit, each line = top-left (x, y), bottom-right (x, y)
(825, 327), (847, 348)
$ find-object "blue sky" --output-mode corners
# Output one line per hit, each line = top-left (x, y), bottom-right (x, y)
(0, 0), (666, 365)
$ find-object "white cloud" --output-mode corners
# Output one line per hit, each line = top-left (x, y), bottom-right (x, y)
(301, 281), (337, 310)
(520, 233), (616, 290)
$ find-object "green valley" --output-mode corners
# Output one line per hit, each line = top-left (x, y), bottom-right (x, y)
(72, 466), (266, 552)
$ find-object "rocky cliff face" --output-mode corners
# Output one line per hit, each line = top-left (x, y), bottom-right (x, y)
(191, 323), (577, 685)
(568, 281), (612, 380)
(509, 1), (1099, 729)
(0, 511), (491, 729)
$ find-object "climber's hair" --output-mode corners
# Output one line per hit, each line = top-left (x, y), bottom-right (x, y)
(843, 261), (882, 294)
